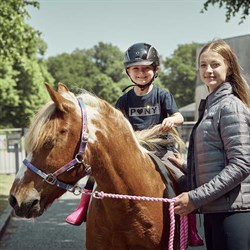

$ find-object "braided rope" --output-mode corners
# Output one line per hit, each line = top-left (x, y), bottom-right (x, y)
(180, 215), (188, 250)
(93, 191), (188, 250)
(168, 201), (175, 250)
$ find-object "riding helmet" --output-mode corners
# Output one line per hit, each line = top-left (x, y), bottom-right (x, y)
(124, 43), (160, 68)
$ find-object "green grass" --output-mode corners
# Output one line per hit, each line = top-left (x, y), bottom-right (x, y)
(0, 174), (15, 214)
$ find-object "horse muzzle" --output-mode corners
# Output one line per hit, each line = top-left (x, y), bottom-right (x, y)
(9, 193), (44, 218)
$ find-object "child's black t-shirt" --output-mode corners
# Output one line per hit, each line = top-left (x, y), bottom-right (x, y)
(115, 85), (179, 131)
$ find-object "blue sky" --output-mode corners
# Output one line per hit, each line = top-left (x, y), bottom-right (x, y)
(27, 0), (250, 59)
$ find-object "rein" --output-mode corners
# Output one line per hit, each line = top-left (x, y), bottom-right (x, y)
(23, 98), (91, 195)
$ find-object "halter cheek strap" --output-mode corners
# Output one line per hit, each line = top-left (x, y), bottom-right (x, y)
(23, 159), (83, 194)
(23, 97), (91, 195)
(52, 98), (89, 177)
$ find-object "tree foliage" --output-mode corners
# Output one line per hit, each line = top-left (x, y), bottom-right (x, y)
(162, 43), (200, 107)
(92, 42), (124, 83)
(202, 0), (250, 23)
(0, 0), (53, 128)
(0, 0), (40, 61)
(47, 43), (125, 104)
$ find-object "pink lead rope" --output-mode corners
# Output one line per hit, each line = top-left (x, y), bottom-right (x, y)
(93, 191), (188, 250)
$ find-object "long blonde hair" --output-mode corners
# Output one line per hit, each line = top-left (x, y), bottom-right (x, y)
(198, 40), (250, 107)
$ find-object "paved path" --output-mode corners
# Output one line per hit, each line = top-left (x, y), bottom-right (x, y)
(0, 192), (86, 250)
(0, 192), (206, 250)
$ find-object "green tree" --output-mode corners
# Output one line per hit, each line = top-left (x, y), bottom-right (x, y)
(202, 0), (249, 23)
(0, 0), (53, 128)
(47, 43), (126, 104)
(12, 57), (53, 127)
(90, 74), (122, 104)
(92, 42), (124, 83)
(46, 51), (99, 91)
(162, 43), (200, 108)
(0, 0), (40, 62)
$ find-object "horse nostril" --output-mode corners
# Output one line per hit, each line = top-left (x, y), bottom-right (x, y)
(30, 199), (39, 208)
(9, 194), (17, 208)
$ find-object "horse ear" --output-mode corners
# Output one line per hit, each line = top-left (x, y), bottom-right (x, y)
(57, 82), (69, 94)
(44, 83), (75, 113)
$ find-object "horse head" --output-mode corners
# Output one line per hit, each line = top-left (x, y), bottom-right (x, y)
(9, 83), (91, 218)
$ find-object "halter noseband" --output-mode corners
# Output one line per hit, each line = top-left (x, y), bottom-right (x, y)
(23, 98), (91, 195)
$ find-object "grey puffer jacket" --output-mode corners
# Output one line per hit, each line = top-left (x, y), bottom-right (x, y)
(188, 82), (250, 213)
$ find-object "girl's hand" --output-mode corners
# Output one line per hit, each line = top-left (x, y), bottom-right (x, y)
(167, 150), (185, 169)
(174, 192), (195, 216)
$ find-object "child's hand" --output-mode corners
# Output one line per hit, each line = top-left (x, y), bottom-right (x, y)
(160, 117), (174, 132)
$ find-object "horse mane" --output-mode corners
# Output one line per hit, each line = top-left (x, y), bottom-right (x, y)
(25, 101), (56, 153)
(25, 88), (84, 152)
(135, 124), (186, 153)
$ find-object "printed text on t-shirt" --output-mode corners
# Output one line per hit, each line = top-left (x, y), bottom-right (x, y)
(129, 105), (160, 116)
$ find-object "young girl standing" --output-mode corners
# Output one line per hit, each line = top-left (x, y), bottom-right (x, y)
(171, 40), (250, 250)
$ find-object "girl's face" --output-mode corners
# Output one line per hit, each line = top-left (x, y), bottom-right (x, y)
(127, 65), (155, 85)
(199, 50), (228, 93)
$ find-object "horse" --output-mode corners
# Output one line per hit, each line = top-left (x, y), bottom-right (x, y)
(9, 83), (187, 250)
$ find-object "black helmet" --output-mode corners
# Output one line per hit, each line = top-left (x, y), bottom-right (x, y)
(124, 43), (160, 68)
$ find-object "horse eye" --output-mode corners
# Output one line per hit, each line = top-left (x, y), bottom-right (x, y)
(43, 137), (54, 150)
(60, 128), (68, 134)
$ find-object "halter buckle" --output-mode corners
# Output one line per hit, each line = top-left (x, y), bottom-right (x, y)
(69, 185), (82, 196)
(82, 132), (89, 142)
(75, 153), (84, 163)
(45, 174), (57, 185)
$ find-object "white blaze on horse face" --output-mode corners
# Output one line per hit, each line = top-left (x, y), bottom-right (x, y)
(15, 153), (32, 182)
(13, 153), (41, 207)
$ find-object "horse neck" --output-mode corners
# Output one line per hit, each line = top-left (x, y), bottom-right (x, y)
(88, 131), (163, 197)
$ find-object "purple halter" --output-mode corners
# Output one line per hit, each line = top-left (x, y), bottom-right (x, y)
(23, 98), (91, 195)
